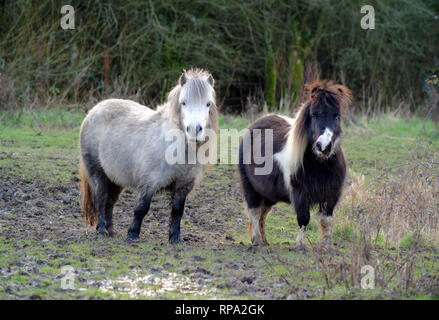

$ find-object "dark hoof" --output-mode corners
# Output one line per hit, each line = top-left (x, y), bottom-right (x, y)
(107, 227), (115, 237)
(126, 233), (140, 242)
(168, 236), (181, 244)
(97, 227), (109, 237)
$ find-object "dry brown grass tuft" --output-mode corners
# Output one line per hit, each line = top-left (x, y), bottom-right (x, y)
(338, 148), (439, 247)
(294, 144), (439, 297)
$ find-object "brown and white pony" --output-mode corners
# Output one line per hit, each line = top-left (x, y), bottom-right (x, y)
(238, 79), (352, 249)
(79, 69), (218, 243)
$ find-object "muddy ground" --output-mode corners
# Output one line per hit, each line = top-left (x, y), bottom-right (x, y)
(0, 163), (324, 299)
(1, 164), (438, 300)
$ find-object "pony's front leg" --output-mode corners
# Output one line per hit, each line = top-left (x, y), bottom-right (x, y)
(293, 193), (310, 251)
(94, 192), (110, 237)
(169, 185), (192, 244)
(127, 191), (152, 241)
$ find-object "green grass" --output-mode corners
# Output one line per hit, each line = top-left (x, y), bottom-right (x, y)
(343, 115), (439, 176)
(0, 110), (81, 182)
(2, 110), (437, 182)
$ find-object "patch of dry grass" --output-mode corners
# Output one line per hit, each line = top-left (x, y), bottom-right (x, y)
(338, 147), (439, 247)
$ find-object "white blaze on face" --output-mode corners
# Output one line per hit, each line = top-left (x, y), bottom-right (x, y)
(316, 128), (333, 151)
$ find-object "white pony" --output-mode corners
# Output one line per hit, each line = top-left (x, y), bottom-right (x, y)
(79, 69), (218, 243)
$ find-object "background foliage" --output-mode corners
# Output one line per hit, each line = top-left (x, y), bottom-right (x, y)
(0, 0), (438, 113)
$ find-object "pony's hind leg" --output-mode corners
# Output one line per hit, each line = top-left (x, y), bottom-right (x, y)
(249, 201), (272, 246)
(240, 174), (265, 246)
(259, 201), (273, 245)
(248, 206), (264, 246)
(83, 153), (119, 236)
(319, 201), (337, 247)
(320, 215), (333, 247)
(91, 176), (118, 236)
(104, 183), (122, 236)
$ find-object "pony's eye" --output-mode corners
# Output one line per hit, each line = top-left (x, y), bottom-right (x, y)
(206, 102), (211, 107)
(182, 101), (186, 106)
(335, 115), (340, 120)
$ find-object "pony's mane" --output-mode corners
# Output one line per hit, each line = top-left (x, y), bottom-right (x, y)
(303, 80), (352, 112)
(184, 68), (212, 80)
(288, 79), (352, 175)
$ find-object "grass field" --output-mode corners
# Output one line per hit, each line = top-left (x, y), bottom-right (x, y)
(0, 109), (438, 299)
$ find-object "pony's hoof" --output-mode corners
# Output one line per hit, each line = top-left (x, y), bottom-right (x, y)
(251, 236), (269, 247)
(320, 240), (335, 253)
(247, 243), (267, 252)
(169, 237), (182, 244)
(295, 243), (307, 252)
(250, 241), (269, 247)
(107, 227), (115, 237)
(126, 233), (139, 242)
(97, 227), (109, 237)
(168, 231), (182, 244)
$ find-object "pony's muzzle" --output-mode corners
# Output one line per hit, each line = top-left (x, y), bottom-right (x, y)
(186, 124), (204, 142)
(315, 128), (334, 157)
(316, 141), (332, 155)
(316, 141), (323, 151)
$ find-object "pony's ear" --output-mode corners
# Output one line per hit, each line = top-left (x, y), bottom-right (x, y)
(179, 73), (187, 86)
(207, 74), (214, 87)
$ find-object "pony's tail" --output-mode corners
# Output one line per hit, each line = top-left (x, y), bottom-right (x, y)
(79, 156), (97, 226)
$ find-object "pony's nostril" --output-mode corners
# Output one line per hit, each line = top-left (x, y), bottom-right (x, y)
(327, 142), (332, 150)
(186, 126), (190, 133)
(316, 141), (322, 151)
(321, 142), (332, 155)
(196, 125), (203, 135)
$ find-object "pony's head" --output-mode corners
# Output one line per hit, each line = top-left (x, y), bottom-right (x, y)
(170, 69), (216, 142)
(299, 80), (352, 159)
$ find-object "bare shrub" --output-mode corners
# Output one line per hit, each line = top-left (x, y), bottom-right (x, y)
(0, 73), (17, 111)
(424, 75), (439, 123)
(243, 90), (269, 123)
(1, 1), (437, 112)
(83, 77), (147, 112)
(108, 77), (146, 105)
